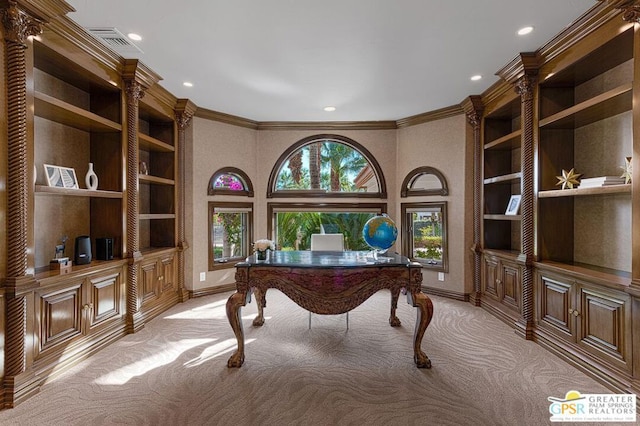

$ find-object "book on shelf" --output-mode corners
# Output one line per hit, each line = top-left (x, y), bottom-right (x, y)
(578, 176), (626, 188)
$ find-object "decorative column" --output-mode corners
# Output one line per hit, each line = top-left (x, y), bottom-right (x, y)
(515, 72), (537, 340)
(124, 79), (145, 333)
(462, 96), (484, 306)
(175, 99), (196, 302)
(1, 1), (42, 403)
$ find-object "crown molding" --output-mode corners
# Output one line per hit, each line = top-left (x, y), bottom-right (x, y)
(195, 108), (259, 129)
(8, 0), (73, 23)
(395, 104), (463, 128)
(257, 121), (397, 131)
(537, 1), (625, 66)
(40, 15), (123, 83)
(496, 52), (539, 84)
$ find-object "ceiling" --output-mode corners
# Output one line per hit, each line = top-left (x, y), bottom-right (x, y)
(65, 0), (595, 122)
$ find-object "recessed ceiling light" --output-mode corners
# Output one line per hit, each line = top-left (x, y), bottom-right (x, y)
(127, 33), (142, 41)
(470, 75), (482, 81)
(183, 82), (193, 87)
(517, 26), (534, 36)
(323, 106), (336, 112)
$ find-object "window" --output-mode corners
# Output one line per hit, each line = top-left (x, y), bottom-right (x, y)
(400, 166), (448, 197)
(267, 134), (387, 198)
(268, 203), (386, 251)
(208, 202), (253, 270)
(402, 202), (448, 271)
(208, 167), (254, 197)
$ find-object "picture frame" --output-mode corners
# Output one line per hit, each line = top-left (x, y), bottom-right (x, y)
(44, 164), (79, 189)
(505, 194), (522, 215)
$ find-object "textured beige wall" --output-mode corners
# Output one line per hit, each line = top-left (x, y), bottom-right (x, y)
(186, 117), (472, 295)
(396, 114), (473, 296)
(187, 118), (257, 291)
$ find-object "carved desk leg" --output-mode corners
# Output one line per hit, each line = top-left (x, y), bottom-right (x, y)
(252, 287), (266, 326)
(226, 291), (249, 368)
(409, 291), (433, 368)
(389, 288), (401, 327)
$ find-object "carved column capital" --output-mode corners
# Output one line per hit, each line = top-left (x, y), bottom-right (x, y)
(176, 110), (194, 130)
(465, 110), (481, 130)
(125, 80), (145, 103)
(515, 74), (537, 102)
(1, 1), (42, 46)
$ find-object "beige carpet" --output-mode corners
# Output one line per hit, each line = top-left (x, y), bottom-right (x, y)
(0, 290), (618, 425)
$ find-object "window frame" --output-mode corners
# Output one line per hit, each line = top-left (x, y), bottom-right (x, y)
(401, 201), (448, 272)
(267, 202), (387, 250)
(400, 166), (449, 197)
(267, 134), (387, 199)
(208, 201), (254, 271)
(208, 167), (254, 197)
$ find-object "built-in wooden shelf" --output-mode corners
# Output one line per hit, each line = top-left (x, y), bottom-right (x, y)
(538, 184), (630, 198)
(483, 172), (522, 185)
(539, 83), (632, 129)
(35, 185), (123, 198)
(484, 130), (522, 150)
(139, 213), (176, 220)
(483, 214), (521, 221)
(34, 91), (122, 133)
(138, 174), (175, 186)
(138, 133), (174, 152)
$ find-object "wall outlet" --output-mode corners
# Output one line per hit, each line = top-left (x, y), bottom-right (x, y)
(199, 272), (206, 282)
(438, 272), (445, 281)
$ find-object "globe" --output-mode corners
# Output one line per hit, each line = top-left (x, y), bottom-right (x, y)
(362, 214), (398, 254)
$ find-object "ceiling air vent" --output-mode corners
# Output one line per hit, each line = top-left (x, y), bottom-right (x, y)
(88, 27), (143, 55)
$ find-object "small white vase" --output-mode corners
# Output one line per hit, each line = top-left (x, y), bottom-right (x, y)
(85, 162), (98, 190)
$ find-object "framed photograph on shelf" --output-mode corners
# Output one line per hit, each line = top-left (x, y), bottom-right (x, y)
(44, 164), (79, 189)
(505, 195), (521, 215)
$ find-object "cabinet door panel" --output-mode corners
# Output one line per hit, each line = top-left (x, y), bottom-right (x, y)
(160, 255), (176, 292)
(537, 274), (574, 341)
(140, 260), (159, 301)
(38, 282), (83, 352)
(578, 286), (631, 372)
(89, 271), (122, 327)
(501, 262), (520, 311)
(482, 256), (500, 300)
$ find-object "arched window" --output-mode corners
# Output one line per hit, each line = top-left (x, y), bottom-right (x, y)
(267, 134), (387, 198)
(208, 167), (254, 197)
(400, 166), (448, 197)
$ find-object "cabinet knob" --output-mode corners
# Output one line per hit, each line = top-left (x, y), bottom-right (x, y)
(573, 310), (579, 317)
(83, 303), (93, 310)
(158, 275), (164, 281)
(496, 279), (501, 285)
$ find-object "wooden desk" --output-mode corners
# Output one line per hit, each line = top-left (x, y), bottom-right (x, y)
(226, 251), (433, 368)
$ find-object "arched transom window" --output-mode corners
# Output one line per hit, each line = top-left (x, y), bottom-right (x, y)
(208, 167), (254, 197)
(267, 134), (386, 198)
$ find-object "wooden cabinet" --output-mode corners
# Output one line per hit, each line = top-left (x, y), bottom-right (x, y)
(33, 262), (127, 369)
(473, 3), (639, 397)
(0, 5), (186, 406)
(536, 268), (632, 375)
(31, 40), (124, 268)
(482, 251), (521, 322)
(138, 249), (178, 321)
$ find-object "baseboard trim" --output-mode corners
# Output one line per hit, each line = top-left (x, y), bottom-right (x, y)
(422, 286), (468, 301)
(190, 284), (236, 298)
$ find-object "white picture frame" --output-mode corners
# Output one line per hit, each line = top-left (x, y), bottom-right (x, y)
(505, 195), (522, 215)
(44, 164), (79, 189)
